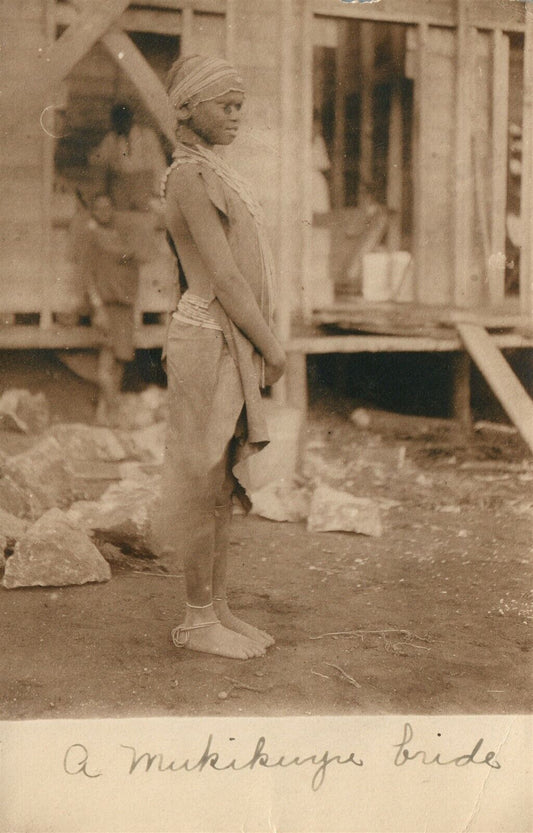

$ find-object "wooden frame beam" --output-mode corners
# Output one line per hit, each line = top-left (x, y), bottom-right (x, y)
(100, 26), (176, 144)
(453, 0), (474, 308)
(489, 28), (510, 307)
(45, 0), (132, 89)
(312, 0), (525, 32)
(520, 5), (533, 317)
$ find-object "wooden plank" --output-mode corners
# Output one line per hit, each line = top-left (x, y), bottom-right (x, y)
(300, 0), (315, 322)
(457, 322), (533, 452)
(520, 5), (533, 317)
(45, 0), (132, 89)
(55, 4), (183, 35)
(277, 0), (294, 346)
(0, 325), (167, 350)
(120, 9), (182, 36)
(225, 0), (236, 60)
(386, 26), (404, 251)
(331, 19), (347, 208)
(451, 352), (472, 430)
(40, 0), (57, 331)
(99, 27), (176, 145)
(287, 332), (533, 355)
(312, 0), (525, 31)
(358, 21), (374, 200)
(181, 5), (194, 53)
(412, 22), (428, 304)
(489, 28), (509, 306)
(192, 11), (226, 57)
(136, 0), (226, 12)
(285, 352), (308, 412)
(454, 0), (474, 307)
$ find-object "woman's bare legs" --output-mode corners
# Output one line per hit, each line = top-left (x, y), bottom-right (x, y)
(176, 509), (266, 659)
(211, 457), (275, 648)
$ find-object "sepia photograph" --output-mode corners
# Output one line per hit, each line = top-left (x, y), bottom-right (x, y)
(0, 0), (532, 830)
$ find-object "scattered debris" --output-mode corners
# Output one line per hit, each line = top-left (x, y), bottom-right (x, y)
(2, 507), (111, 588)
(324, 663), (361, 689)
(310, 628), (432, 655)
(0, 389), (50, 434)
(307, 484), (383, 537)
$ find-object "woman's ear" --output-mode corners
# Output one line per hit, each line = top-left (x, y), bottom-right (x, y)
(175, 103), (192, 123)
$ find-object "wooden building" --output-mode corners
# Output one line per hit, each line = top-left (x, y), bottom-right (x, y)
(1, 0), (533, 443)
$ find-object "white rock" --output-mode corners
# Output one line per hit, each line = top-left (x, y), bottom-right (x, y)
(3, 436), (75, 511)
(0, 389), (50, 434)
(48, 423), (129, 462)
(251, 480), (310, 523)
(2, 508), (111, 588)
(307, 484), (382, 537)
(66, 473), (160, 554)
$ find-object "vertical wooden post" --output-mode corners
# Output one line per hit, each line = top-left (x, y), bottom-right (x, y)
(181, 6), (194, 55)
(454, 0), (474, 308)
(331, 19), (347, 209)
(489, 28), (509, 307)
(451, 351), (472, 431)
(520, 6), (533, 317)
(412, 22), (428, 303)
(272, 0), (294, 405)
(40, 0), (56, 330)
(359, 21), (375, 201)
(300, 0), (315, 323)
(387, 26), (404, 252)
(286, 351), (308, 413)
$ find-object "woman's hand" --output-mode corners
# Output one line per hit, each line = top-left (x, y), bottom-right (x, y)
(263, 344), (286, 386)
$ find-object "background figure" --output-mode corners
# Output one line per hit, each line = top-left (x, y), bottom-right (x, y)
(89, 103), (167, 212)
(79, 193), (139, 425)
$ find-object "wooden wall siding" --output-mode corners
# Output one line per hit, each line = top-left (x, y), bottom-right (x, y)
(0, 6), (47, 314)
(520, 7), (533, 316)
(312, 0), (525, 31)
(414, 27), (455, 305)
(226, 0), (282, 236)
(191, 12), (226, 56)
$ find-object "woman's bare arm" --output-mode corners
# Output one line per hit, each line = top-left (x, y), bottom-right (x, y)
(165, 166), (285, 371)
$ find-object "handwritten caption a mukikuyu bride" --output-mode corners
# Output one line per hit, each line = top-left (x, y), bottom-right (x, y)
(62, 722), (501, 792)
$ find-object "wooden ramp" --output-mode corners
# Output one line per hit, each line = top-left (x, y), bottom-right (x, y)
(456, 322), (533, 454)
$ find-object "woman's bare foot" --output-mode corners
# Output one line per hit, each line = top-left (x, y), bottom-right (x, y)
(214, 599), (275, 648)
(171, 621), (265, 659)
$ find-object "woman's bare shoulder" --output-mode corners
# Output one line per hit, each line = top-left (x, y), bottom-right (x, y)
(166, 160), (227, 216)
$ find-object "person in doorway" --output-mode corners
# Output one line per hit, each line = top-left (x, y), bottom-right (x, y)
(155, 54), (286, 659)
(89, 103), (167, 211)
(79, 193), (139, 425)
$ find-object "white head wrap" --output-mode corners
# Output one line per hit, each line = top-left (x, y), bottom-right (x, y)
(167, 55), (245, 113)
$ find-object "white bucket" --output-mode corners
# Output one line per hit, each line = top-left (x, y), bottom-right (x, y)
(362, 251), (414, 303)
(362, 252), (391, 301)
(390, 251), (415, 302)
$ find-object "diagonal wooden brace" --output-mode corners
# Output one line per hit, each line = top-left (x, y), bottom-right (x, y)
(456, 322), (533, 454)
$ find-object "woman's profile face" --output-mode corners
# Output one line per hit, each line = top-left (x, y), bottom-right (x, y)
(188, 92), (245, 146)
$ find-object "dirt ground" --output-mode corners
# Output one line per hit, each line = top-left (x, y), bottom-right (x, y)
(0, 351), (532, 719)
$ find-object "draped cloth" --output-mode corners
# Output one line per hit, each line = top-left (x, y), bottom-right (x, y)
(153, 143), (276, 558)
(167, 55), (245, 113)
